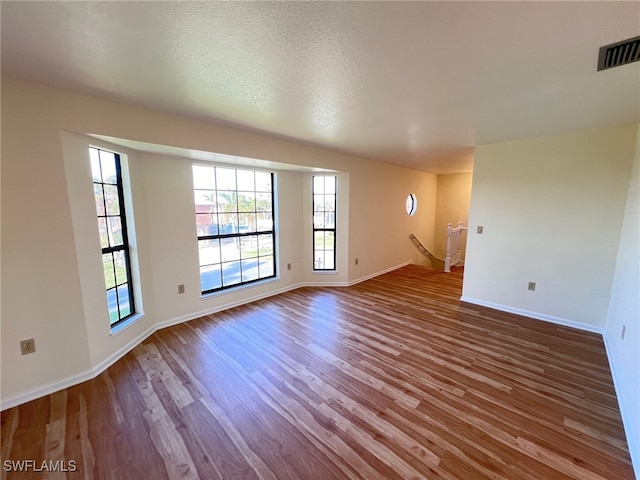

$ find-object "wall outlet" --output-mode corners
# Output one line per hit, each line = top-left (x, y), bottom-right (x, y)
(621, 325), (626, 340)
(355, 258), (359, 266)
(477, 226), (484, 234)
(528, 282), (536, 291)
(20, 338), (36, 355)
(177, 284), (185, 294)
(287, 263), (291, 270)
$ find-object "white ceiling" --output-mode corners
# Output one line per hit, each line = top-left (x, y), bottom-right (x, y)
(2, 1), (639, 173)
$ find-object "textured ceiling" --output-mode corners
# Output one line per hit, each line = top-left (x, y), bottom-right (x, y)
(2, 1), (639, 173)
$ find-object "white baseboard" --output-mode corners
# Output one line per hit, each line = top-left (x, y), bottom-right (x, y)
(0, 324), (158, 411)
(347, 260), (413, 287)
(602, 332), (640, 479)
(156, 282), (305, 331)
(1, 262), (412, 410)
(459, 296), (604, 335)
(301, 281), (350, 287)
(293, 261), (412, 288)
(1, 369), (95, 412)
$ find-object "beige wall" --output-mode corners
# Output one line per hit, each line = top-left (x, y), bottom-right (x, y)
(462, 124), (638, 328)
(463, 124), (640, 474)
(605, 124), (640, 478)
(347, 163), (438, 271)
(1, 77), (438, 406)
(434, 172), (473, 260)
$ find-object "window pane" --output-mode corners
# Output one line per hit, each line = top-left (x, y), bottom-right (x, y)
(237, 170), (255, 191)
(241, 213), (256, 232)
(257, 213), (273, 232)
(241, 258), (259, 282)
(108, 217), (123, 246)
(103, 253), (116, 289)
(258, 234), (273, 256)
(314, 212), (325, 229)
(255, 172), (272, 192)
(324, 251), (335, 270)
(196, 213), (219, 236)
(313, 249), (334, 270)
(195, 190), (217, 211)
(325, 212), (336, 229)
(256, 193), (272, 212)
(113, 250), (128, 285)
(325, 231), (335, 250)
(98, 218), (109, 249)
(238, 192), (255, 213)
(220, 237), (240, 262)
(107, 288), (119, 324)
(90, 149), (102, 182)
(94, 184), (105, 215)
(222, 261), (242, 286)
(314, 231), (326, 250)
(217, 192), (236, 213)
(201, 264), (222, 292)
(100, 151), (117, 184)
(314, 176), (325, 194)
(259, 256), (274, 277)
(199, 239), (221, 266)
(104, 185), (120, 216)
(241, 235), (258, 259)
(325, 176), (336, 194)
(192, 165), (216, 189)
(325, 196), (336, 212)
(117, 284), (131, 318)
(218, 214), (236, 234)
(217, 168), (236, 191)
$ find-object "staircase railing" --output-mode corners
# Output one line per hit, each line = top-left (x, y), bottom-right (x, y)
(409, 233), (444, 264)
(444, 222), (468, 272)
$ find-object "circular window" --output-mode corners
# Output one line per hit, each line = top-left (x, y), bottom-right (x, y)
(406, 193), (417, 216)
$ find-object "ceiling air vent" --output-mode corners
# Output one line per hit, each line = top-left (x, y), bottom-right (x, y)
(597, 35), (640, 71)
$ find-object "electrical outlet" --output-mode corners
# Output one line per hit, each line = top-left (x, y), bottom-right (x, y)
(20, 338), (36, 355)
(477, 226), (484, 234)
(355, 258), (359, 265)
(177, 284), (185, 294)
(528, 282), (536, 291)
(621, 325), (626, 340)
(287, 263), (291, 271)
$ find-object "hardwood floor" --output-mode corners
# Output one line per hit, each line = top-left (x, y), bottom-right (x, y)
(1, 265), (634, 479)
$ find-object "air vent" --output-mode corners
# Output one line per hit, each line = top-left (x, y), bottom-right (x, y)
(598, 35), (640, 71)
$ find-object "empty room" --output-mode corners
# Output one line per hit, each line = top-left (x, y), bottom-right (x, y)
(1, 2), (638, 479)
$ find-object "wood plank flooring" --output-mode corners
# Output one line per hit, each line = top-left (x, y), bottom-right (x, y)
(1, 265), (634, 479)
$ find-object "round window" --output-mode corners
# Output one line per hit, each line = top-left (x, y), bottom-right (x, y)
(406, 193), (417, 216)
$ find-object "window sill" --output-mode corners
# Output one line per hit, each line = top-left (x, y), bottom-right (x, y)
(110, 313), (145, 336)
(312, 270), (338, 275)
(200, 276), (281, 301)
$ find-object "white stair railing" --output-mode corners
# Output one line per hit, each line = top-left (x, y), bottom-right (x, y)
(444, 222), (468, 272)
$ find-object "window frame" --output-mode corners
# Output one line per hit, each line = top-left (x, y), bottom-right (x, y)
(193, 164), (277, 295)
(90, 147), (136, 328)
(406, 193), (417, 216)
(312, 175), (337, 271)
